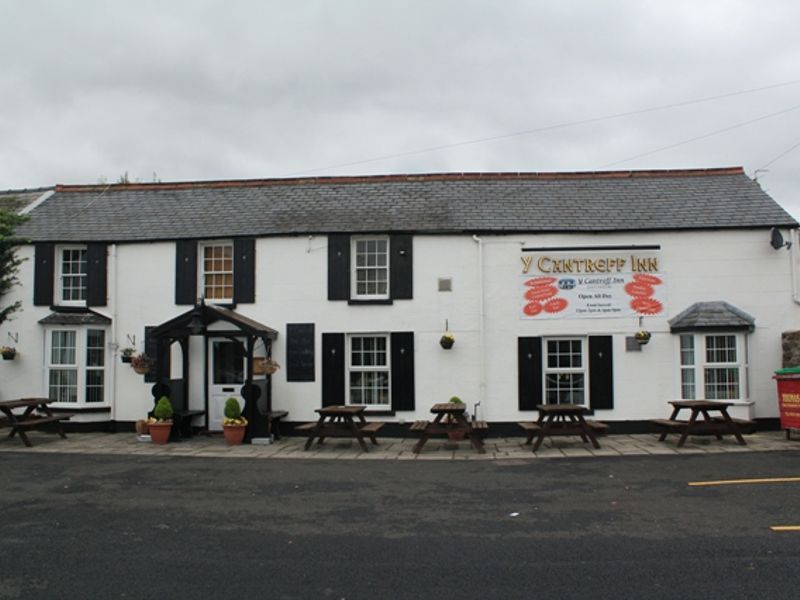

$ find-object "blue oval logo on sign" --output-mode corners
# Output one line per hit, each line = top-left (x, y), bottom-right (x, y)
(558, 278), (576, 290)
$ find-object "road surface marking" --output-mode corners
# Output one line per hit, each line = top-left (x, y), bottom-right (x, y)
(770, 525), (800, 532)
(688, 477), (800, 487)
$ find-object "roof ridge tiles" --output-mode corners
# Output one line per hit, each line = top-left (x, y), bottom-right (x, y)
(53, 166), (746, 193)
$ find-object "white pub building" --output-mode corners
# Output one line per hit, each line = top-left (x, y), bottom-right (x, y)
(1, 167), (798, 437)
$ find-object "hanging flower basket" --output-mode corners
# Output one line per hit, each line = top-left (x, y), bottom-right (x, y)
(130, 353), (153, 374)
(440, 333), (455, 349)
(120, 348), (136, 363)
(253, 357), (280, 375)
(1, 346), (17, 360)
(634, 330), (652, 345)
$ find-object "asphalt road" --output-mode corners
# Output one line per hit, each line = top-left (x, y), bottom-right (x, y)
(2, 450), (800, 599)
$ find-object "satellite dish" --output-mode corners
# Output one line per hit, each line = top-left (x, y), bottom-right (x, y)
(770, 227), (791, 250)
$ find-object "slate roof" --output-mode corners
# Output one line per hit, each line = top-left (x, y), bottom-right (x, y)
(668, 301), (756, 332)
(0, 187), (51, 214)
(38, 310), (112, 326)
(16, 167), (797, 243)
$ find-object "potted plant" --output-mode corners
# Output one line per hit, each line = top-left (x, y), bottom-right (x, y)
(440, 331), (455, 349)
(147, 396), (173, 444)
(446, 396), (466, 441)
(1, 346), (17, 360)
(120, 347), (136, 363)
(130, 353), (153, 374)
(222, 397), (248, 445)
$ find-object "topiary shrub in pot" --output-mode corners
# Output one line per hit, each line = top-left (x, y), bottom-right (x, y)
(147, 396), (174, 444)
(222, 397), (248, 445)
(446, 396), (466, 441)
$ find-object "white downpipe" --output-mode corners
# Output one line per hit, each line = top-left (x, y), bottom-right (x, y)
(109, 244), (118, 421)
(791, 229), (800, 305)
(472, 235), (486, 420)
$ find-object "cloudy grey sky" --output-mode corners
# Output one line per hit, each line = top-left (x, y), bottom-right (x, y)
(2, 0), (800, 216)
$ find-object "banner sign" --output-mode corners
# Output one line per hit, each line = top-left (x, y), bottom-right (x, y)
(520, 251), (666, 319)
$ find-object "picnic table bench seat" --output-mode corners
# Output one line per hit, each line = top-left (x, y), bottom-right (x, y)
(268, 410), (289, 439)
(585, 420), (610, 432)
(295, 420), (385, 435)
(409, 420), (430, 431)
(7, 414), (75, 429)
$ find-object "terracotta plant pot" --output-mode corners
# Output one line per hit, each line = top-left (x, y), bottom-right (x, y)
(148, 421), (172, 444)
(223, 424), (247, 446)
(447, 429), (466, 442)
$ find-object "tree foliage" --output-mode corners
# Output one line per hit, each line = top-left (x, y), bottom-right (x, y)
(0, 206), (28, 327)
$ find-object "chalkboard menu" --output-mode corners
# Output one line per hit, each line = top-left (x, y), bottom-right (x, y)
(286, 323), (315, 381)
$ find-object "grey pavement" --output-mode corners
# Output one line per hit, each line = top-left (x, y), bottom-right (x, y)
(0, 429), (796, 459)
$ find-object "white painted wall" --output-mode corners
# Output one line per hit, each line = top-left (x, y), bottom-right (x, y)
(1, 229), (798, 425)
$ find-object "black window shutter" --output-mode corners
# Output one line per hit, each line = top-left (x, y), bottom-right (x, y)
(144, 326), (158, 383)
(233, 237), (256, 304)
(589, 336), (614, 410)
(86, 243), (108, 307)
(33, 243), (55, 306)
(390, 234), (413, 300)
(327, 234), (350, 300)
(321, 333), (345, 406)
(286, 323), (315, 382)
(175, 240), (197, 305)
(518, 337), (543, 410)
(391, 332), (415, 411)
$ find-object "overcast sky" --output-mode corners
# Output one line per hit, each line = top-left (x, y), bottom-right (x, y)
(2, 0), (800, 217)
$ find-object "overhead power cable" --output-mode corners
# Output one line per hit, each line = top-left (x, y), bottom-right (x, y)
(757, 138), (800, 171)
(598, 102), (800, 168)
(284, 79), (800, 175)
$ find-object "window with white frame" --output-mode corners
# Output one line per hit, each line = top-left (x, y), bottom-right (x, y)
(544, 338), (587, 405)
(46, 328), (107, 405)
(56, 245), (87, 304)
(347, 334), (390, 406)
(200, 241), (234, 302)
(352, 237), (389, 299)
(678, 333), (747, 401)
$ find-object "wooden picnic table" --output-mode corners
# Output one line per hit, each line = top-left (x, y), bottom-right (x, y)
(296, 405), (384, 452)
(651, 399), (751, 447)
(0, 397), (74, 447)
(410, 402), (488, 454)
(518, 403), (608, 452)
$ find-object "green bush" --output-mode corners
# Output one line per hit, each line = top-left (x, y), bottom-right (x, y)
(153, 396), (173, 421)
(449, 396), (464, 404)
(224, 397), (242, 420)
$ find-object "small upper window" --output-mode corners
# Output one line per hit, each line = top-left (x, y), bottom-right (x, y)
(352, 237), (389, 299)
(57, 246), (87, 304)
(200, 241), (233, 302)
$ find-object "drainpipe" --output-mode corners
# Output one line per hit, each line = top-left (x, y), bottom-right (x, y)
(791, 229), (800, 305)
(109, 243), (118, 422)
(472, 235), (486, 420)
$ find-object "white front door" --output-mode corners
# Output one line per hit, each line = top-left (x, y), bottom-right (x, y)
(208, 338), (246, 431)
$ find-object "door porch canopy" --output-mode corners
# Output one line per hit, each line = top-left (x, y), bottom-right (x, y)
(148, 300), (279, 438)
